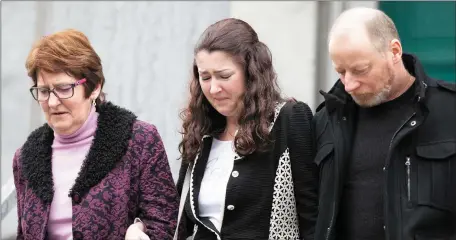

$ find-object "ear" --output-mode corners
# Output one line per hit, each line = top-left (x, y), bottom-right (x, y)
(90, 83), (102, 100)
(390, 38), (402, 64)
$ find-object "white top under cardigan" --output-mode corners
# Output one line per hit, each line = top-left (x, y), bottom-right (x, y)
(198, 139), (236, 231)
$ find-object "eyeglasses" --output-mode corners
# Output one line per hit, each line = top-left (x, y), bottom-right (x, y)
(30, 78), (87, 102)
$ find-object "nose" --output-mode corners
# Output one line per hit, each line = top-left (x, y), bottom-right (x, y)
(209, 80), (222, 95)
(47, 92), (61, 107)
(343, 75), (361, 93)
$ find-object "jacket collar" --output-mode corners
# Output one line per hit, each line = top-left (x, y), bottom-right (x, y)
(316, 53), (431, 114)
(20, 101), (137, 204)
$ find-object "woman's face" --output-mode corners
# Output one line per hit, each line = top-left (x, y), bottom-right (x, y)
(34, 71), (99, 135)
(195, 50), (246, 121)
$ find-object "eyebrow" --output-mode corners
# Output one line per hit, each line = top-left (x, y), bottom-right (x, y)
(198, 69), (232, 74)
(215, 69), (231, 73)
(37, 82), (74, 88)
(350, 62), (370, 69)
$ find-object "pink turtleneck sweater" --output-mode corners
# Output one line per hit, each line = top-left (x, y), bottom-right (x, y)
(47, 106), (99, 240)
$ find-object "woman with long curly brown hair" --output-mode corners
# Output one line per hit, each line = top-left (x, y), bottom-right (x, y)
(174, 18), (318, 240)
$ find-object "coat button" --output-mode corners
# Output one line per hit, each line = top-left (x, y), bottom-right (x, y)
(231, 171), (239, 178)
(73, 231), (83, 240)
(410, 120), (417, 126)
(72, 193), (81, 204)
(227, 205), (235, 211)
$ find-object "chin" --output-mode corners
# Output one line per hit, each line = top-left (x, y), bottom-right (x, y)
(354, 99), (380, 108)
(353, 92), (388, 107)
(216, 110), (231, 117)
(50, 121), (72, 134)
(214, 108), (234, 117)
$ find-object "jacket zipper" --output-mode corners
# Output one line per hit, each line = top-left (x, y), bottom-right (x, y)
(325, 201), (336, 240)
(385, 113), (415, 168)
(405, 156), (411, 202)
(383, 112), (416, 237)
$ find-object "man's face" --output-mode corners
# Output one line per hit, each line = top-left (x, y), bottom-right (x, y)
(329, 30), (395, 107)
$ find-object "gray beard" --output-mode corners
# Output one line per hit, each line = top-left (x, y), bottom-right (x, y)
(354, 66), (395, 107)
(353, 84), (392, 107)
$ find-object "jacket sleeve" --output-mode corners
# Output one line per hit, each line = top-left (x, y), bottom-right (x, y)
(137, 125), (179, 240)
(288, 101), (319, 240)
(13, 148), (24, 239)
(175, 160), (194, 240)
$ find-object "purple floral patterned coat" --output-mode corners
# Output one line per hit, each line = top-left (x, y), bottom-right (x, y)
(13, 102), (179, 240)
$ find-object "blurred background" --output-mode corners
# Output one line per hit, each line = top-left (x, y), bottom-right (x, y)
(1, 1), (455, 238)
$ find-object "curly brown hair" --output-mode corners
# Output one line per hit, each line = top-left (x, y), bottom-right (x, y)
(179, 18), (283, 163)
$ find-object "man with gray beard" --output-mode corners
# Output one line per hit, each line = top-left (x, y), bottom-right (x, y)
(313, 7), (456, 240)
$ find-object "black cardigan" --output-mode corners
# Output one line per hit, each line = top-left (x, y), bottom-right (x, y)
(176, 100), (318, 240)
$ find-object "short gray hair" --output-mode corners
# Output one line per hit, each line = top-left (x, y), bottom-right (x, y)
(365, 11), (400, 52)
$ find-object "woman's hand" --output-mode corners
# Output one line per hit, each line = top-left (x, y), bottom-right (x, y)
(125, 222), (150, 240)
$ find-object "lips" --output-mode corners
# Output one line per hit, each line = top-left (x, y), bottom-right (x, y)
(51, 112), (68, 115)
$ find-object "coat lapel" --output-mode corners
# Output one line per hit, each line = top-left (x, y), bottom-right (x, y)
(188, 135), (226, 238)
(20, 101), (137, 204)
(21, 124), (55, 204)
(69, 102), (137, 199)
(190, 136), (212, 220)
